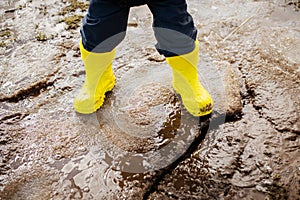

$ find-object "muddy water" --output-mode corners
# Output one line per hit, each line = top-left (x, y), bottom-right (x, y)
(149, 0), (300, 199)
(0, 0), (300, 199)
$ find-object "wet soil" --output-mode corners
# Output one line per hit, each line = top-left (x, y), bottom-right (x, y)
(0, 0), (299, 199)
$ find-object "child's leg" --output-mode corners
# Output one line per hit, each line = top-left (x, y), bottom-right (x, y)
(147, 0), (213, 116)
(81, 0), (130, 52)
(74, 0), (130, 114)
(147, 0), (197, 57)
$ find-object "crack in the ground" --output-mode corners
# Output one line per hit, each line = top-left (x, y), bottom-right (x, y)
(0, 113), (29, 125)
(0, 70), (59, 103)
(250, 95), (300, 135)
(143, 115), (212, 199)
(242, 77), (299, 135)
(228, 145), (248, 177)
(0, 78), (55, 103)
(143, 113), (232, 199)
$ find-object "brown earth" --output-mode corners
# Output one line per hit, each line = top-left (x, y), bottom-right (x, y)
(0, 0), (299, 199)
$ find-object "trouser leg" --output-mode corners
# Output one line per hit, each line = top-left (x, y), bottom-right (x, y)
(80, 0), (130, 53)
(148, 0), (213, 116)
(75, 0), (130, 113)
(147, 0), (197, 57)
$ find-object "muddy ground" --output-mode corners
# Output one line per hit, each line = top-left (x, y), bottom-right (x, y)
(0, 0), (299, 199)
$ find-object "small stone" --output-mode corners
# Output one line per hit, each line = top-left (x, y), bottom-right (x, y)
(78, 147), (87, 152)
(54, 154), (62, 160)
(262, 180), (272, 186)
(255, 185), (266, 192)
(83, 186), (90, 193)
(265, 165), (272, 174)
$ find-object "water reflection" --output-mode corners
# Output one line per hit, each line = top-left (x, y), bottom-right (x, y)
(94, 64), (216, 173)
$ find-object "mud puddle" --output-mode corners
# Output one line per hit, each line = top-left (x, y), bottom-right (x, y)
(149, 0), (300, 199)
(1, 0), (300, 199)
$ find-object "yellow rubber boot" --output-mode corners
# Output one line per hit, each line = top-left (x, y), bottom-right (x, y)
(74, 41), (116, 114)
(166, 40), (213, 116)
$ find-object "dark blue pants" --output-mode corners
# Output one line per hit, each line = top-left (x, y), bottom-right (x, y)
(80, 0), (197, 57)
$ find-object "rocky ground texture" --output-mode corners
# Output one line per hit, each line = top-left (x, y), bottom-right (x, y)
(0, 0), (299, 199)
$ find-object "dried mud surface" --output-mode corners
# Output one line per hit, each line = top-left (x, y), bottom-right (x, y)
(0, 0), (299, 199)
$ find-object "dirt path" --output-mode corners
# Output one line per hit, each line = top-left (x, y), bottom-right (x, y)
(0, 0), (299, 199)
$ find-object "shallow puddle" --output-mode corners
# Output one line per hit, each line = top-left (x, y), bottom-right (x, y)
(1, 0), (299, 199)
(95, 64), (206, 173)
